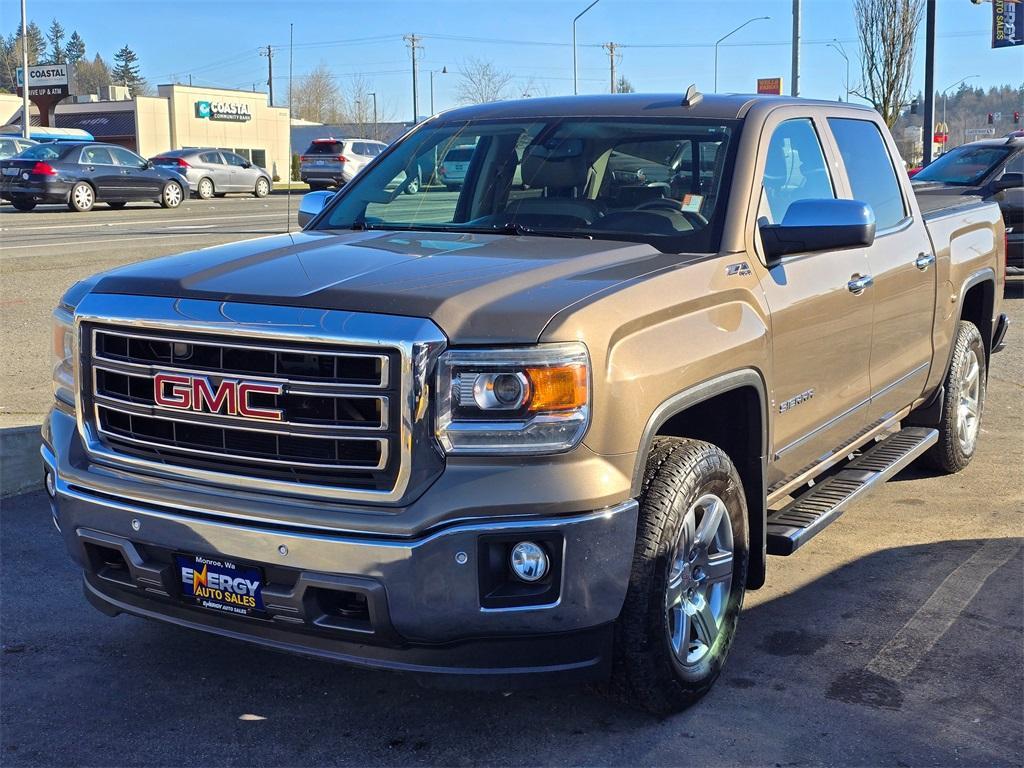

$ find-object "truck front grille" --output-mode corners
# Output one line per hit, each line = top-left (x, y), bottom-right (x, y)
(83, 326), (402, 494)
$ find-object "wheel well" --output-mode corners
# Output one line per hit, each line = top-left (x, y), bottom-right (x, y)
(654, 385), (766, 589)
(200, 176), (214, 189)
(960, 279), (994, 361)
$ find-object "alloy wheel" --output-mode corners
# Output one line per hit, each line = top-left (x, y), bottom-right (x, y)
(164, 183), (182, 207)
(198, 178), (213, 199)
(73, 184), (94, 211)
(665, 493), (734, 667)
(256, 178), (269, 197)
(957, 347), (982, 453)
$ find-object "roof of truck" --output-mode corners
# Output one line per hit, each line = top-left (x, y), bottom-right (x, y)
(435, 92), (876, 122)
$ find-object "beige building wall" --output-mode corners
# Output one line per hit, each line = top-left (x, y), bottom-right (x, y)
(0, 93), (23, 125)
(134, 96), (171, 158)
(159, 85), (290, 180)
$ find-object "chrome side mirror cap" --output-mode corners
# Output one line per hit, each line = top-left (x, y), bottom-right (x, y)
(760, 198), (876, 261)
(297, 190), (334, 228)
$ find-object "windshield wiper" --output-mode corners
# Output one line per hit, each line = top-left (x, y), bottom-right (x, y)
(481, 221), (594, 240)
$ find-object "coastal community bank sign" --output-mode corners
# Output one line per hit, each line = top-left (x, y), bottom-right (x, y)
(194, 100), (252, 122)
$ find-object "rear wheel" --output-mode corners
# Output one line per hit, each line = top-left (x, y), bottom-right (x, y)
(921, 320), (986, 473)
(160, 180), (184, 209)
(107, 201), (127, 210)
(612, 437), (748, 715)
(68, 182), (95, 212)
(254, 177), (270, 198)
(404, 177), (420, 195)
(196, 177), (214, 200)
(11, 195), (36, 211)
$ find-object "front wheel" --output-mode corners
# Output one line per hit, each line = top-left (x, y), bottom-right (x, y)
(612, 437), (748, 714)
(68, 182), (95, 212)
(921, 320), (986, 473)
(160, 180), (184, 209)
(11, 195), (36, 211)
(253, 177), (270, 198)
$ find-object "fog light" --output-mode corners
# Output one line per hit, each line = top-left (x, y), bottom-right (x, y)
(509, 541), (549, 582)
(44, 470), (56, 498)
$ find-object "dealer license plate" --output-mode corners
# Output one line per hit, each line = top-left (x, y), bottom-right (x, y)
(175, 553), (265, 617)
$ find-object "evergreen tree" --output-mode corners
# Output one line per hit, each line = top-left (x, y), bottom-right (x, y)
(25, 21), (45, 63)
(75, 53), (111, 96)
(111, 44), (148, 94)
(47, 18), (65, 64)
(65, 31), (85, 67)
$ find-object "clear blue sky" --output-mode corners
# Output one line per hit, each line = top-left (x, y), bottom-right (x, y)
(6, 0), (1023, 121)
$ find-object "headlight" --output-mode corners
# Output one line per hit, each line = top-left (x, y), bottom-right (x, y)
(51, 306), (76, 410)
(436, 342), (590, 454)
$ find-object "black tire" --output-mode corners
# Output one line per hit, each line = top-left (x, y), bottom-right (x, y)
(68, 181), (95, 212)
(306, 181), (325, 192)
(160, 180), (184, 209)
(253, 177), (271, 198)
(920, 320), (986, 473)
(107, 201), (127, 209)
(11, 195), (36, 211)
(196, 177), (215, 200)
(612, 437), (749, 715)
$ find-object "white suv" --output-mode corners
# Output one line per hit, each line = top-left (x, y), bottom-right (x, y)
(299, 138), (386, 190)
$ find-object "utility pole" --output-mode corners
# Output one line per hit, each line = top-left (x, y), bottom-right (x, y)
(603, 42), (618, 94)
(260, 45), (274, 105)
(922, 0), (936, 165)
(404, 33), (422, 123)
(369, 91), (377, 141)
(20, 0), (30, 139)
(791, 0), (801, 96)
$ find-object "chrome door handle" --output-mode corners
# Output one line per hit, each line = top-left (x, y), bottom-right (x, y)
(848, 274), (874, 295)
(915, 252), (936, 270)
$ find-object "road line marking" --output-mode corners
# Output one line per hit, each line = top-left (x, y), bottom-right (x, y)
(865, 538), (1021, 682)
(0, 212), (290, 233)
(163, 224), (218, 230)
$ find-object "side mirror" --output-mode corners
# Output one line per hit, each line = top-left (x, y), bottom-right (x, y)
(242, 161), (252, 169)
(992, 172), (1023, 192)
(297, 190), (334, 227)
(759, 198), (876, 262)
(142, 159), (152, 170)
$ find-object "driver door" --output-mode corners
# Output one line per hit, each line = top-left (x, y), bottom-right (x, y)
(752, 115), (874, 488)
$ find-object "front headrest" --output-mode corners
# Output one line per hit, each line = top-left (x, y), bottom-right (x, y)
(521, 139), (587, 189)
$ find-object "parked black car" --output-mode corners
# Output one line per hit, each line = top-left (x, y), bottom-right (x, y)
(913, 136), (1024, 278)
(0, 141), (188, 212)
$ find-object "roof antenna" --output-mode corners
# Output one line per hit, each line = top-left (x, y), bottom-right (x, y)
(681, 84), (703, 107)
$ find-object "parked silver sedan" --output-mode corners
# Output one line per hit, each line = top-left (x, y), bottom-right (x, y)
(150, 148), (272, 199)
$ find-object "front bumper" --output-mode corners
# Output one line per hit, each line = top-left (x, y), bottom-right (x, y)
(42, 438), (638, 686)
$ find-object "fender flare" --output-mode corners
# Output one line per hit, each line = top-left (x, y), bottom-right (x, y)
(631, 368), (770, 589)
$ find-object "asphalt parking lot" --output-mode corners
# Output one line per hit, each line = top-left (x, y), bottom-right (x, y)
(0, 289), (1020, 765)
(0, 195), (299, 428)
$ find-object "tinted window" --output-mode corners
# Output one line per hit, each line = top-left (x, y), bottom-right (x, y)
(306, 141), (344, 155)
(110, 147), (144, 167)
(0, 138), (16, 158)
(913, 144), (1013, 185)
(444, 147), (474, 163)
(1002, 152), (1023, 175)
(199, 151), (222, 164)
(762, 118), (834, 223)
(224, 152), (247, 167)
(81, 146), (115, 165)
(19, 143), (63, 160)
(828, 118), (906, 230)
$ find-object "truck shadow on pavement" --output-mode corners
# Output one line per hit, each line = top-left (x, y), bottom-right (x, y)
(1, 492), (1020, 767)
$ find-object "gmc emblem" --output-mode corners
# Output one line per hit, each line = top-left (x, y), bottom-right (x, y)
(153, 372), (284, 421)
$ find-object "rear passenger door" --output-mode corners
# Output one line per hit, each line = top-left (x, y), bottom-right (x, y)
(753, 114), (875, 486)
(826, 117), (936, 423)
(198, 151), (230, 192)
(78, 145), (121, 198)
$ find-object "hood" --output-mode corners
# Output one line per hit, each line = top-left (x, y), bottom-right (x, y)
(89, 230), (684, 344)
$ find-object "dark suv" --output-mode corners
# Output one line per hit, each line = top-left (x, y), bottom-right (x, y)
(913, 136), (1024, 278)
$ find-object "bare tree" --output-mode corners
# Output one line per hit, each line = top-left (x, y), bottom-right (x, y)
(616, 75), (635, 94)
(338, 74), (374, 132)
(290, 62), (340, 123)
(455, 57), (512, 105)
(853, 0), (923, 127)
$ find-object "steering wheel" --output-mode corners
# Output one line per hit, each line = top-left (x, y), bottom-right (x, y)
(635, 198), (709, 227)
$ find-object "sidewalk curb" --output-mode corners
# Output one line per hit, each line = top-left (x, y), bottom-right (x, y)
(1, 425), (42, 498)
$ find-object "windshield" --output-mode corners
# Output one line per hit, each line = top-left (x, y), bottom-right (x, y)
(316, 116), (740, 253)
(913, 145), (1012, 185)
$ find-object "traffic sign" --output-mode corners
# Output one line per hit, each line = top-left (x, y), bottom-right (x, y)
(966, 127), (997, 137)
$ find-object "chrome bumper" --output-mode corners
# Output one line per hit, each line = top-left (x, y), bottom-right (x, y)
(42, 443), (638, 646)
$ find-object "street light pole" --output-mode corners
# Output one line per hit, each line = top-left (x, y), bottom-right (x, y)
(941, 74), (979, 152)
(430, 66), (447, 115)
(714, 17), (770, 93)
(369, 91), (377, 141)
(573, 0), (601, 96)
(827, 40), (849, 102)
(20, 0), (30, 139)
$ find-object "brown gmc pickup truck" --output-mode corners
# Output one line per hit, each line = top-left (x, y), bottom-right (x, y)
(44, 91), (1009, 713)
